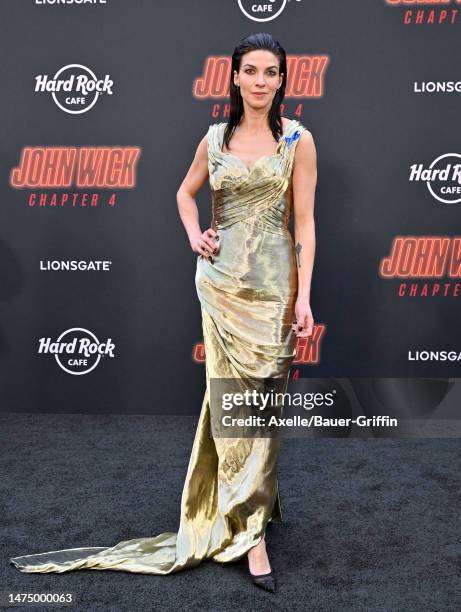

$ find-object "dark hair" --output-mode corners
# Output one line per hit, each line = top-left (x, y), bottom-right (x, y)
(222, 32), (287, 151)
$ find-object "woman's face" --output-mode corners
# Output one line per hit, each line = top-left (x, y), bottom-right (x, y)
(234, 50), (283, 110)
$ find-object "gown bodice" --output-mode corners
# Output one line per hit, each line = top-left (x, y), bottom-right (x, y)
(207, 119), (306, 236)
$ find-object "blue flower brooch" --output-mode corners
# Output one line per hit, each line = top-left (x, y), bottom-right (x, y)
(284, 129), (301, 146)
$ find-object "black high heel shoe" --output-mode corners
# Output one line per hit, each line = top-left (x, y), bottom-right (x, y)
(248, 559), (277, 593)
(250, 569), (276, 593)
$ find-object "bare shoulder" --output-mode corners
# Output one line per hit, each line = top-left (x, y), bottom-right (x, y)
(293, 126), (317, 171)
(194, 129), (211, 161)
(294, 123), (316, 155)
(282, 116), (314, 141)
(298, 129), (315, 150)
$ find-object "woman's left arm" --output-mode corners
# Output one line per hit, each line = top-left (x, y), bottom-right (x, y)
(291, 130), (318, 338)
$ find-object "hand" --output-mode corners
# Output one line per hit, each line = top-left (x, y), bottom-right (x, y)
(191, 227), (220, 259)
(291, 299), (314, 337)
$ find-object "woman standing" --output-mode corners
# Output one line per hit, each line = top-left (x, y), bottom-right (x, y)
(10, 32), (317, 594)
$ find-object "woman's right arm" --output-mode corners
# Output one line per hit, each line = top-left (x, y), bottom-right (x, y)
(176, 134), (219, 259)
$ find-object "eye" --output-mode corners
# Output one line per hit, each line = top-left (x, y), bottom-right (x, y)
(244, 69), (278, 76)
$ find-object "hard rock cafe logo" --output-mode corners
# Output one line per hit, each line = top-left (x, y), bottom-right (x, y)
(9, 146), (141, 208)
(34, 64), (114, 114)
(194, 55), (329, 99)
(379, 236), (461, 297)
(38, 327), (115, 375)
(237, 0), (288, 22)
(409, 154), (461, 205)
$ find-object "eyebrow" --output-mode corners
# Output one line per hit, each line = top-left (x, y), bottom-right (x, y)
(242, 63), (278, 69)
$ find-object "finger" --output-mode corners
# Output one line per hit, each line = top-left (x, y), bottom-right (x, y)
(197, 240), (212, 257)
(202, 236), (217, 253)
(205, 228), (219, 246)
(206, 228), (220, 251)
(298, 319), (313, 337)
(209, 237), (220, 255)
(295, 323), (309, 336)
(206, 228), (219, 239)
(300, 312), (310, 328)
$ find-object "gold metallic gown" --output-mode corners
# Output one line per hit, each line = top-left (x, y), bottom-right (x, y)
(10, 118), (306, 575)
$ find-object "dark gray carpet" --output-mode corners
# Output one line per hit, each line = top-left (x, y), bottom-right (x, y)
(1, 413), (460, 611)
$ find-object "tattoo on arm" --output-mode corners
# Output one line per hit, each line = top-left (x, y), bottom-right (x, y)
(295, 242), (302, 268)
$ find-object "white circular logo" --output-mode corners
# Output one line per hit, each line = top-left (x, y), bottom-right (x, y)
(34, 64), (114, 114)
(237, 0), (287, 22)
(38, 327), (115, 375)
(427, 153), (461, 205)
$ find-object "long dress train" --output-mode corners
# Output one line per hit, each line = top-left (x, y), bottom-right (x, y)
(9, 118), (306, 574)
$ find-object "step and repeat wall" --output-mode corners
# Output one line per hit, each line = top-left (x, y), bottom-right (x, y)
(1, 0), (460, 421)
